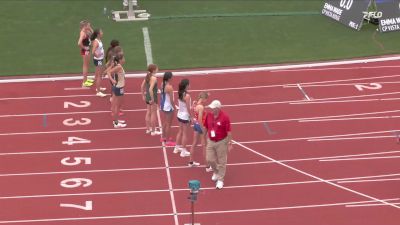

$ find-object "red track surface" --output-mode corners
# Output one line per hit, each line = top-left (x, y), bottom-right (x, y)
(1, 60), (400, 225)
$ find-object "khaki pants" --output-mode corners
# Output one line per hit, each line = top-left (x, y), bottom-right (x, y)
(206, 137), (229, 181)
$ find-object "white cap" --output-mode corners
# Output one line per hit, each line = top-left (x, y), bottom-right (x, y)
(208, 100), (222, 109)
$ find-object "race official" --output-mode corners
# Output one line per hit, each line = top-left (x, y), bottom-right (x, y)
(204, 100), (233, 189)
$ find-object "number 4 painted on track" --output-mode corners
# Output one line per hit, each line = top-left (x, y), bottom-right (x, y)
(62, 136), (91, 146)
(354, 83), (382, 91)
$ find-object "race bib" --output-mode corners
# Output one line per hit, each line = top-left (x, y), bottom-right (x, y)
(210, 130), (216, 137)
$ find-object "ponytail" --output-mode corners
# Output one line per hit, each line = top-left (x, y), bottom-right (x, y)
(178, 79), (190, 101)
(105, 39), (120, 63)
(162, 72), (173, 94)
(146, 64), (158, 83)
(90, 29), (100, 41)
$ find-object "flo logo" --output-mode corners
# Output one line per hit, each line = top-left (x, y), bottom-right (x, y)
(363, 11), (383, 19)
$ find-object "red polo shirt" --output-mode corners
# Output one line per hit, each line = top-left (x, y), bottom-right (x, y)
(204, 110), (231, 142)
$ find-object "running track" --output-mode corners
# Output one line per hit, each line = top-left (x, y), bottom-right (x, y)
(0, 58), (400, 225)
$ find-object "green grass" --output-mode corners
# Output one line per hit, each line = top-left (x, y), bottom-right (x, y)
(0, 0), (399, 76)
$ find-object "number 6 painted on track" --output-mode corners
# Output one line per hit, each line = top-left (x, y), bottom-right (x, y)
(60, 178), (92, 188)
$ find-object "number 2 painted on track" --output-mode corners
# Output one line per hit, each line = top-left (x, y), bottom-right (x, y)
(354, 83), (382, 91)
(64, 101), (91, 109)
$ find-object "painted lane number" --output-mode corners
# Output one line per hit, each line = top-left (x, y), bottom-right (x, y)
(60, 201), (92, 211)
(63, 118), (91, 127)
(64, 101), (91, 109)
(61, 157), (92, 166)
(62, 136), (91, 146)
(354, 83), (382, 91)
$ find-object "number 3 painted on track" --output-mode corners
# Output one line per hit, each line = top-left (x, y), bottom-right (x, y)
(354, 83), (382, 91)
(63, 118), (91, 126)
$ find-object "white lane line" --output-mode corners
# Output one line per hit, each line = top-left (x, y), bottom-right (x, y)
(237, 130), (399, 144)
(233, 140), (400, 209)
(2, 150), (400, 177)
(64, 87), (91, 91)
(284, 74), (400, 86)
(291, 99), (382, 105)
(1, 197), (398, 223)
(2, 172), (400, 199)
(320, 155), (400, 162)
(142, 27), (154, 65)
(0, 213), (174, 224)
(1, 99), (400, 125)
(0, 127), (150, 136)
(0, 145), (162, 156)
(3, 173), (399, 200)
(333, 173), (400, 182)
(0, 109), (146, 118)
(346, 202), (400, 208)
(0, 189), (170, 200)
(0, 167), (165, 177)
(299, 115), (400, 122)
(2, 56), (400, 83)
(296, 83), (311, 100)
(383, 97), (400, 101)
(308, 135), (395, 142)
(293, 91), (400, 103)
(339, 178), (400, 184)
(0, 85), (287, 101)
(192, 198), (400, 215)
(0, 180), (319, 200)
(2, 93), (400, 119)
(286, 80), (400, 88)
(157, 106), (179, 225)
(4, 74), (400, 101)
(273, 65), (400, 73)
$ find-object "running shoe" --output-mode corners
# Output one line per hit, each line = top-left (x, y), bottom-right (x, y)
(173, 145), (182, 153)
(211, 173), (218, 181)
(96, 91), (106, 97)
(205, 166), (213, 172)
(113, 122), (127, 128)
(188, 161), (200, 167)
(82, 80), (94, 87)
(180, 149), (190, 157)
(151, 130), (162, 136)
(216, 180), (224, 189)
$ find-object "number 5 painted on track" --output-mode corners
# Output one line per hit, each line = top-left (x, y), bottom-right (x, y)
(60, 201), (92, 211)
(354, 83), (382, 91)
(61, 157), (92, 166)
